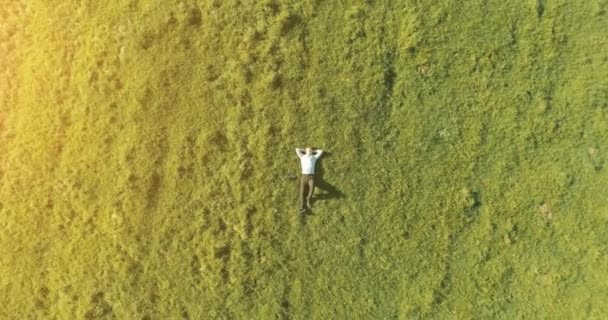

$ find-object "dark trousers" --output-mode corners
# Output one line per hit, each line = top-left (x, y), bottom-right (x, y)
(299, 174), (315, 209)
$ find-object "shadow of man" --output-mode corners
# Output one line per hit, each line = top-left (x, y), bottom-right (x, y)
(309, 151), (345, 209)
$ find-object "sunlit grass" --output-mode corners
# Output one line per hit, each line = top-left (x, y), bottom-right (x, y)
(0, 0), (607, 318)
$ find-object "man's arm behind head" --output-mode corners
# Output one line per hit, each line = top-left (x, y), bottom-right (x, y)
(314, 149), (323, 159)
(295, 148), (305, 157)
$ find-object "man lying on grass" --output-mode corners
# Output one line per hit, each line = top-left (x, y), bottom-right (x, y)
(295, 146), (323, 213)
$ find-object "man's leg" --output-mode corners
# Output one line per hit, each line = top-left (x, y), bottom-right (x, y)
(299, 175), (307, 210)
(306, 176), (315, 208)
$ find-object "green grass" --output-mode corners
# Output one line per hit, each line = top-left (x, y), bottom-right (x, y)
(1, 0), (607, 318)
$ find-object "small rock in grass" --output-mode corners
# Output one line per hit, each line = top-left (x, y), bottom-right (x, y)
(417, 65), (431, 76)
(539, 203), (552, 220)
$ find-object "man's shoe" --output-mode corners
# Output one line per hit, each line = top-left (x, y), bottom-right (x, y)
(299, 207), (307, 213)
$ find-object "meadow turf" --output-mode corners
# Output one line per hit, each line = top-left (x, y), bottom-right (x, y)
(1, 0), (607, 318)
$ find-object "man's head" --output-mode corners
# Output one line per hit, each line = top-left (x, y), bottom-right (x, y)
(305, 146), (312, 155)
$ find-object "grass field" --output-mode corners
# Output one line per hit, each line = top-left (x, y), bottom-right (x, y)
(1, 0), (607, 318)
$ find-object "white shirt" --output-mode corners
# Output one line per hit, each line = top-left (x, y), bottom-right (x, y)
(296, 149), (323, 174)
